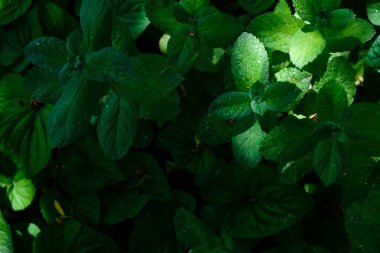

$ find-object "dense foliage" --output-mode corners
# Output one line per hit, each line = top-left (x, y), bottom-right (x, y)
(1, 0), (380, 252)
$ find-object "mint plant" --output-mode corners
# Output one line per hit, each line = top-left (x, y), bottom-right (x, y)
(1, 0), (380, 252)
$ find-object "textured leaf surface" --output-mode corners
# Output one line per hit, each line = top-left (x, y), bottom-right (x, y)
(367, 0), (380, 26)
(197, 6), (244, 48)
(48, 72), (106, 148)
(97, 92), (138, 160)
(80, 0), (113, 50)
(231, 32), (269, 91)
(260, 117), (317, 163)
(316, 79), (348, 122)
(0, 212), (13, 253)
(313, 138), (342, 186)
(223, 185), (313, 239)
(289, 27), (326, 68)
(247, 12), (305, 53)
(7, 178), (36, 211)
(209, 92), (252, 120)
(145, 0), (180, 32)
(232, 121), (266, 170)
(315, 57), (356, 104)
(24, 37), (68, 72)
(238, 0), (276, 14)
(265, 82), (302, 112)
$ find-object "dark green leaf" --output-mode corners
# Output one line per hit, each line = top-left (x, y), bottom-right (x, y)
(24, 67), (62, 104)
(97, 92), (138, 160)
(197, 6), (244, 48)
(313, 138), (343, 186)
(0, 0), (32, 25)
(238, 0), (276, 15)
(366, 34), (380, 71)
(0, 8), (41, 67)
(223, 184), (313, 239)
(232, 121), (266, 170)
(328, 9), (355, 27)
(114, 54), (183, 104)
(85, 47), (131, 82)
(247, 12), (305, 53)
(24, 37), (68, 72)
(316, 79), (348, 122)
(231, 32), (269, 91)
(145, 0), (180, 32)
(264, 82), (302, 112)
(167, 25), (200, 73)
(174, 207), (220, 249)
(340, 103), (380, 156)
(0, 74), (51, 176)
(33, 220), (124, 253)
(80, 0), (113, 50)
(260, 117), (317, 163)
(39, 190), (69, 224)
(280, 155), (313, 184)
(48, 72), (107, 148)
(113, 0), (150, 39)
(0, 211), (12, 253)
(209, 92), (252, 120)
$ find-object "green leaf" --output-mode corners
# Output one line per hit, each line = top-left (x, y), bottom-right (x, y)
(180, 0), (209, 14)
(99, 189), (152, 224)
(275, 68), (312, 92)
(0, 211), (13, 253)
(345, 190), (380, 252)
(85, 47), (131, 82)
(262, 242), (330, 253)
(97, 92), (139, 160)
(37, 1), (78, 38)
(24, 67), (63, 104)
(115, 54), (183, 104)
(197, 114), (255, 146)
(48, 72), (107, 148)
(174, 207), (220, 249)
(231, 32), (269, 91)
(323, 18), (375, 51)
(80, 0), (113, 50)
(197, 6), (244, 48)
(39, 190), (69, 224)
(328, 9), (355, 27)
(367, 0), (380, 26)
(340, 103), (380, 156)
(33, 220), (124, 253)
(0, 8), (41, 67)
(293, 0), (322, 23)
(238, 0), (276, 15)
(289, 27), (326, 68)
(280, 155), (313, 184)
(223, 184), (313, 239)
(58, 137), (125, 191)
(313, 138), (342, 186)
(0, 74), (51, 176)
(167, 25), (200, 74)
(70, 189), (101, 226)
(195, 47), (227, 73)
(0, 0), (32, 25)
(158, 122), (217, 174)
(24, 37), (68, 72)
(316, 79), (348, 122)
(275, 0), (292, 14)
(260, 117), (317, 163)
(145, 0), (180, 32)
(315, 57), (356, 104)
(112, 20), (138, 56)
(209, 92), (252, 120)
(247, 12), (305, 53)
(232, 121), (266, 170)
(264, 82), (302, 112)
(7, 178), (36, 211)
(366, 34), (380, 71)
(113, 0), (150, 39)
